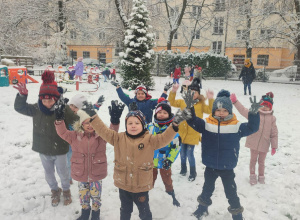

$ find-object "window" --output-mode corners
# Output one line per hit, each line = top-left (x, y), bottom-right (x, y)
(236, 30), (247, 40)
(83, 32), (90, 40)
(99, 32), (106, 40)
(192, 6), (201, 17)
(115, 41), (123, 56)
(212, 41), (222, 54)
(257, 55), (269, 66)
(70, 51), (77, 60)
(170, 6), (179, 17)
(215, 0), (225, 11)
(70, 30), (76, 40)
(98, 52), (106, 64)
(83, 51), (90, 59)
(99, 10), (105, 19)
(233, 55), (245, 71)
(260, 29), (272, 37)
(238, 0), (249, 14)
(192, 30), (200, 39)
(173, 32), (178, 40)
(213, 17), (224, 35)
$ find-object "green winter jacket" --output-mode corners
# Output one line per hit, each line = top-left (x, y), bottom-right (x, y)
(14, 94), (78, 156)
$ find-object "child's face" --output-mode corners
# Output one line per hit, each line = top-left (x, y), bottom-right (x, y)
(69, 104), (79, 114)
(42, 99), (55, 109)
(214, 108), (229, 118)
(156, 110), (169, 120)
(260, 105), (271, 111)
(126, 116), (143, 135)
(136, 90), (146, 101)
(82, 119), (95, 133)
(191, 90), (199, 100)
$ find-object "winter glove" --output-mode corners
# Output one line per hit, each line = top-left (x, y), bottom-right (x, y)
(54, 98), (69, 120)
(13, 83), (28, 95)
(182, 89), (198, 108)
(164, 82), (173, 92)
(93, 95), (105, 110)
(249, 96), (263, 114)
(206, 89), (214, 100)
(81, 101), (97, 117)
(129, 102), (138, 111)
(171, 83), (179, 93)
(271, 148), (276, 156)
(109, 100), (125, 124)
(111, 80), (120, 87)
(230, 93), (237, 103)
(173, 108), (192, 124)
(162, 159), (172, 170)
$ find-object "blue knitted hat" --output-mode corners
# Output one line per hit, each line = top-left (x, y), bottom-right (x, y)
(212, 90), (232, 115)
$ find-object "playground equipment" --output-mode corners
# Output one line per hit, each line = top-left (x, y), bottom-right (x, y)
(0, 65), (9, 87)
(7, 66), (38, 84)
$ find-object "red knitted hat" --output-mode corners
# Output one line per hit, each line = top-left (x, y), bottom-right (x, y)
(135, 85), (152, 100)
(39, 70), (60, 101)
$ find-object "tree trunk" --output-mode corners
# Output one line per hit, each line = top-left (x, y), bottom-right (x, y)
(245, 0), (252, 58)
(294, 0), (300, 80)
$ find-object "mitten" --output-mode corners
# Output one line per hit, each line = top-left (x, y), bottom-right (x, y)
(182, 90), (198, 108)
(164, 82), (173, 92)
(171, 83), (179, 93)
(230, 93), (237, 103)
(13, 83), (28, 95)
(94, 95), (105, 110)
(108, 100), (125, 124)
(111, 80), (120, 87)
(129, 102), (138, 111)
(249, 96), (263, 114)
(173, 108), (192, 124)
(271, 148), (276, 156)
(54, 98), (69, 120)
(206, 89), (214, 100)
(81, 101), (97, 117)
(162, 159), (172, 170)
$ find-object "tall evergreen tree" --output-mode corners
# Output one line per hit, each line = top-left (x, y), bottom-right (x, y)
(119, 0), (155, 89)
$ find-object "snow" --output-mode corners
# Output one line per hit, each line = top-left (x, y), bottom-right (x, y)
(1, 75), (299, 220)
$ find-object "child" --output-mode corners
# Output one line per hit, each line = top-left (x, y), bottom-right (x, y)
(110, 66), (116, 81)
(116, 84), (168, 123)
(75, 57), (84, 81)
(54, 99), (123, 220)
(230, 92), (278, 185)
(173, 64), (181, 84)
(168, 78), (214, 181)
(184, 65), (191, 80)
(183, 89), (260, 220)
(148, 98), (181, 207)
(81, 101), (190, 220)
(13, 70), (78, 207)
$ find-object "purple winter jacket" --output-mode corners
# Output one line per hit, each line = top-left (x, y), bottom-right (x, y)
(55, 120), (119, 182)
(75, 61), (84, 76)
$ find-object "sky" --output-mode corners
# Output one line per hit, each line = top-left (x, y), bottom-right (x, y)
(0, 72), (299, 220)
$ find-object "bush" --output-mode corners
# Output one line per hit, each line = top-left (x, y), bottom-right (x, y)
(256, 69), (269, 82)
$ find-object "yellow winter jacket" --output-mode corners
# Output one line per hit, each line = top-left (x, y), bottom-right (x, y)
(168, 91), (214, 145)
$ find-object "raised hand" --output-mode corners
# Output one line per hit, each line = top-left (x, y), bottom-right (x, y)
(82, 101), (97, 117)
(230, 93), (237, 103)
(206, 89), (214, 100)
(13, 83), (28, 95)
(54, 98), (69, 120)
(111, 80), (120, 87)
(182, 90), (198, 108)
(108, 100), (125, 124)
(129, 102), (138, 111)
(94, 95), (105, 110)
(164, 82), (173, 92)
(249, 96), (263, 114)
(162, 159), (172, 170)
(171, 83), (179, 93)
(173, 108), (192, 124)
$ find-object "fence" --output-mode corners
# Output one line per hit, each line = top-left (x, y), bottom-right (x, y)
(0, 55), (34, 69)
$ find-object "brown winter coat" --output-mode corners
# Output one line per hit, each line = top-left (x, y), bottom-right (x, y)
(91, 115), (177, 193)
(233, 100), (278, 152)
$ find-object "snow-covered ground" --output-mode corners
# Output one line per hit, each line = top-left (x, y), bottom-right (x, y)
(0, 75), (299, 220)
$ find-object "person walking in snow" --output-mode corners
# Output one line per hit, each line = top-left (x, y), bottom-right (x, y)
(168, 78), (214, 181)
(239, 58), (256, 95)
(182, 89), (260, 220)
(231, 92), (278, 185)
(148, 98), (181, 207)
(54, 98), (121, 220)
(13, 70), (78, 207)
(75, 57), (84, 81)
(173, 64), (182, 84)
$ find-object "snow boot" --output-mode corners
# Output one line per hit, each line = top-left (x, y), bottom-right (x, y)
(228, 206), (244, 220)
(63, 189), (72, 205)
(180, 164), (187, 176)
(91, 209), (100, 220)
(249, 174), (257, 185)
(192, 204), (208, 219)
(51, 188), (62, 207)
(77, 208), (91, 220)
(188, 166), (197, 181)
(232, 213), (243, 220)
(166, 190), (180, 207)
(258, 176), (265, 184)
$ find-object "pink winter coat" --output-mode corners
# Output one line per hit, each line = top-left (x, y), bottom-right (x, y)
(233, 100), (278, 152)
(184, 66), (191, 77)
(55, 121), (119, 182)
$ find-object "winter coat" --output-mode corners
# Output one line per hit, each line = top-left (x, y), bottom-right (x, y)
(102, 69), (110, 77)
(147, 123), (180, 169)
(184, 67), (191, 77)
(239, 63), (256, 84)
(75, 61), (84, 76)
(55, 120), (119, 182)
(233, 100), (278, 152)
(14, 94), (78, 155)
(90, 115), (177, 193)
(168, 91), (214, 145)
(110, 68), (116, 75)
(186, 109), (260, 170)
(116, 87), (167, 123)
(173, 67), (181, 79)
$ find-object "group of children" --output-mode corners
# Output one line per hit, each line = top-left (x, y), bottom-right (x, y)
(13, 70), (278, 220)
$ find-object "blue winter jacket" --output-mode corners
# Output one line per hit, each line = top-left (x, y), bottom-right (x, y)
(186, 108), (260, 170)
(116, 87), (167, 123)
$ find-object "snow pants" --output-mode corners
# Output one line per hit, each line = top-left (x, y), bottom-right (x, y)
(153, 168), (173, 192)
(250, 149), (268, 176)
(78, 181), (102, 211)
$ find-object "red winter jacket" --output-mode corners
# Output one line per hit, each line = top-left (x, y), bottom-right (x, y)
(173, 67), (181, 79)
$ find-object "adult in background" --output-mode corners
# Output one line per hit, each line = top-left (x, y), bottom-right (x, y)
(75, 57), (84, 81)
(239, 58), (256, 95)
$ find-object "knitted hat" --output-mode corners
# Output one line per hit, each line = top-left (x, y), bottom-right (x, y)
(69, 94), (88, 109)
(125, 110), (147, 129)
(245, 58), (250, 63)
(76, 110), (92, 125)
(260, 92), (274, 110)
(188, 78), (201, 94)
(180, 80), (191, 93)
(135, 85), (152, 100)
(155, 98), (172, 117)
(197, 66), (202, 71)
(212, 90), (232, 115)
(39, 70), (60, 101)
